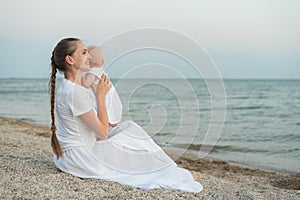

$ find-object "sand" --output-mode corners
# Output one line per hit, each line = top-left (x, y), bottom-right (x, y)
(0, 116), (299, 199)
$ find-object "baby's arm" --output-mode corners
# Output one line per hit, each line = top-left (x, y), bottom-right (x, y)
(82, 73), (97, 88)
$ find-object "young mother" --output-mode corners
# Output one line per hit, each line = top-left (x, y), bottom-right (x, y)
(49, 37), (203, 192)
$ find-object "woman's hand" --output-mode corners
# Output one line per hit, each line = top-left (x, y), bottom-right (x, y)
(95, 74), (112, 99)
(88, 73), (111, 139)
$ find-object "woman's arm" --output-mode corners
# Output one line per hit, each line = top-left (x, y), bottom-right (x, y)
(80, 74), (111, 139)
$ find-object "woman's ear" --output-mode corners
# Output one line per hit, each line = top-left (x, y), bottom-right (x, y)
(65, 55), (74, 65)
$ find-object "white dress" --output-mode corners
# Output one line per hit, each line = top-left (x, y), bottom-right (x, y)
(54, 78), (203, 193)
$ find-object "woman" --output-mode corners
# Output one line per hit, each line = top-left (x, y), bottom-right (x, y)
(49, 37), (203, 192)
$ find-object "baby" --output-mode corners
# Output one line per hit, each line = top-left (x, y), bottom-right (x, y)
(82, 46), (122, 127)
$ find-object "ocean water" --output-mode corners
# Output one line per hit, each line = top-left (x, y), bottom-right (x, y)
(0, 78), (299, 172)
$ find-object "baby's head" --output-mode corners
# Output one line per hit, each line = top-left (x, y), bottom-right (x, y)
(88, 45), (104, 68)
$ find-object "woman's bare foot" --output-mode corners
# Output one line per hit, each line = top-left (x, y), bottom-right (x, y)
(109, 123), (117, 127)
(192, 172), (199, 180)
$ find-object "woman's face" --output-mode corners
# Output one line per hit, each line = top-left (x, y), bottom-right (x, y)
(70, 41), (91, 72)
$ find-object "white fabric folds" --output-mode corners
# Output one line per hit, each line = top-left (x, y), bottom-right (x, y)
(53, 78), (203, 193)
(87, 67), (122, 124)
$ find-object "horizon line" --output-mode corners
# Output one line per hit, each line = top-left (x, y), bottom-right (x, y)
(0, 77), (300, 81)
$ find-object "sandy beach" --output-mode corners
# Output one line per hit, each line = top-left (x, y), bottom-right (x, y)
(0, 116), (299, 199)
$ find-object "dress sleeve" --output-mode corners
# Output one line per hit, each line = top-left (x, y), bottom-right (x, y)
(69, 86), (94, 116)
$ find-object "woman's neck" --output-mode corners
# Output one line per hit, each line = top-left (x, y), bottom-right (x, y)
(65, 71), (83, 85)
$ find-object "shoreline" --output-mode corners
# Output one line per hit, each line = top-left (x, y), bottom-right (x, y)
(0, 116), (299, 199)
(164, 145), (298, 174)
(4, 116), (298, 174)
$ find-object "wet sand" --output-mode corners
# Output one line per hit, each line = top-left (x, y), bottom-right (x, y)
(0, 117), (299, 199)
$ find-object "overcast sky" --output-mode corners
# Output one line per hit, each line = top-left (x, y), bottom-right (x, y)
(0, 0), (299, 79)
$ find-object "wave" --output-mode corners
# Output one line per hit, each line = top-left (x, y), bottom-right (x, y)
(170, 143), (235, 152)
(170, 143), (275, 154)
(229, 96), (250, 99)
(272, 133), (300, 142)
(228, 106), (274, 110)
(169, 142), (300, 157)
(0, 90), (48, 94)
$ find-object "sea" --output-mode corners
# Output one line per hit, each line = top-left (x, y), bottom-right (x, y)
(0, 78), (299, 173)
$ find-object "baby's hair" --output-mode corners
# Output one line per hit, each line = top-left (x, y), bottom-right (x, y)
(87, 45), (97, 52)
